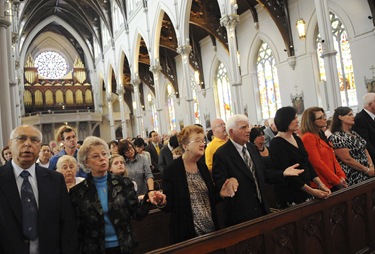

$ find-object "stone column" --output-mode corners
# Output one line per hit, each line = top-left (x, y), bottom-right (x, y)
(149, 61), (165, 133)
(106, 92), (116, 140)
(314, 0), (340, 111)
(132, 77), (143, 136)
(0, 1), (12, 145)
(176, 44), (194, 125)
(117, 85), (128, 139)
(220, 13), (243, 114)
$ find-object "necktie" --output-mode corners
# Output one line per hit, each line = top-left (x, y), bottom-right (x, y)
(155, 144), (160, 155)
(242, 146), (262, 202)
(20, 171), (38, 240)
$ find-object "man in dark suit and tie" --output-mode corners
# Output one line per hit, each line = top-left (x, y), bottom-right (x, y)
(145, 130), (163, 173)
(0, 125), (78, 254)
(212, 114), (270, 227)
(353, 93), (375, 162)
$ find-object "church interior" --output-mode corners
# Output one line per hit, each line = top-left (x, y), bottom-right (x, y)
(0, 0), (374, 145)
(1, 1), (375, 253)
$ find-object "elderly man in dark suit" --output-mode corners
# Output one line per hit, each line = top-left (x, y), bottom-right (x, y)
(212, 114), (270, 227)
(353, 93), (375, 162)
(0, 125), (78, 254)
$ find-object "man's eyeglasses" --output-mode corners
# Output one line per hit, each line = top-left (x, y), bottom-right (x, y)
(315, 114), (327, 121)
(13, 135), (41, 144)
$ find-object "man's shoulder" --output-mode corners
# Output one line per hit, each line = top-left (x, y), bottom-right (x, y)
(215, 139), (233, 154)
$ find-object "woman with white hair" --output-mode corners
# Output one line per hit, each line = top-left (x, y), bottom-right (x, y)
(56, 155), (84, 191)
(69, 136), (166, 254)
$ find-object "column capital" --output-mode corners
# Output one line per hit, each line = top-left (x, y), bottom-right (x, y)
(220, 14), (239, 28)
(149, 64), (161, 74)
(0, 18), (11, 28)
(176, 45), (192, 56)
(106, 93), (113, 102)
(117, 86), (125, 94)
(132, 78), (141, 87)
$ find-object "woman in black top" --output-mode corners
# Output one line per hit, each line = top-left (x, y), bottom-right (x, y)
(269, 107), (331, 209)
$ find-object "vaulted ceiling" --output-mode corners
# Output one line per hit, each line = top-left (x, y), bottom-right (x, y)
(17, 0), (304, 110)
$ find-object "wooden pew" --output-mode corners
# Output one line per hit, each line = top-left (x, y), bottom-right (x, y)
(134, 178), (375, 254)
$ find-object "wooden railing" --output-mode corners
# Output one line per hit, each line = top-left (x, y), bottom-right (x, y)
(133, 178), (375, 254)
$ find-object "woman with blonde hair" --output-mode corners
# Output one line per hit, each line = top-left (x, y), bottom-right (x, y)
(300, 107), (347, 191)
(162, 125), (231, 244)
(69, 136), (166, 253)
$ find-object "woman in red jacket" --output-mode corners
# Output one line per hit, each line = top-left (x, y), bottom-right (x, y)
(300, 107), (348, 191)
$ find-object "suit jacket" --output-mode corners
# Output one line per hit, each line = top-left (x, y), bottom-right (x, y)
(158, 146), (173, 174)
(264, 127), (276, 147)
(353, 109), (375, 162)
(145, 142), (163, 172)
(0, 162), (79, 254)
(69, 173), (152, 254)
(301, 132), (346, 189)
(162, 157), (219, 244)
(212, 141), (270, 227)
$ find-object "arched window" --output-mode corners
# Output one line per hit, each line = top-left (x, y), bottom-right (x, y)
(191, 75), (200, 124)
(167, 84), (176, 132)
(256, 41), (281, 120)
(147, 93), (158, 132)
(215, 62), (232, 121)
(316, 12), (357, 106)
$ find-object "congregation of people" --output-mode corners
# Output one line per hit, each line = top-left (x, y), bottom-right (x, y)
(1, 92), (375, 253)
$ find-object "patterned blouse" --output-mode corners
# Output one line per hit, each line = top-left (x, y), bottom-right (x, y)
(330, 130), (369, 186)
(185, 171), (215, 236)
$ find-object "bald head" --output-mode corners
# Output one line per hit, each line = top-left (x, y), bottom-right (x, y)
(211, 118), (227, 140)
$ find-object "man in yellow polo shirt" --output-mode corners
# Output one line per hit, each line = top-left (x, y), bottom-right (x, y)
(205, 118), (229, 171)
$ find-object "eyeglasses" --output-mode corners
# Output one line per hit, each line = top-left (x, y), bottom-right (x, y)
(189, 139), (206, 145)
(13, 135), (41, 144)
(315, 114), (327, 121)
(88, 152), (109, 160)
(215, 123), (226, 128)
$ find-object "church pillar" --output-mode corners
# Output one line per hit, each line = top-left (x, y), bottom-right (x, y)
(117, 84), (128, 139)
(177, 44), (194, 125)
(132, 77), (143, 136)
(314, 0), (340, 111)
(220, 10), (243, 114)
(106, 92), (116, 140)
(149, 61), (165, 133)
(0, 0), (13, 145)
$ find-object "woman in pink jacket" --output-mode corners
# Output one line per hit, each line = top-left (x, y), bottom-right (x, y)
(300, 107), (348, 191)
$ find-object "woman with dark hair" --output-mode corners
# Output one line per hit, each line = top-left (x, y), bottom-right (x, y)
(1, 145), (12, 163)
(329, 106), (374, 185)
(118, 140), (154, 195)
(269, 106), (331, 209)
(250, 127), (269, 157)
(300, 107), (347, 191)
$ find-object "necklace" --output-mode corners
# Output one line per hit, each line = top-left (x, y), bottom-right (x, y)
(258, 146), (265, 152)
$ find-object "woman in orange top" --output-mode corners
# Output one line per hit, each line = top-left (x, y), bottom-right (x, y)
(300, 107), (348, 191)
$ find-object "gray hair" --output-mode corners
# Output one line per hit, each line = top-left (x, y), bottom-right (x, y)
(226, 114), (249, 132)
(77, 136), (110, 173)
(363, 93), (375, 107)
(56, 155), (79, 173)
(10, 125), (43, 142)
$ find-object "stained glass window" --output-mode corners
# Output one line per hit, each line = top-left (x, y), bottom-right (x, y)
(167, 84), (176, 132)
(316, 12), (357, 107)
(256, 42), (281, 120)
(191, 78), (200, 124)
(35, 51), (68, 79)
(215, 62), (232, 121)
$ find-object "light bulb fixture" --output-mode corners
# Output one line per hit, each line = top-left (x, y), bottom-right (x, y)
(296, 18), (306, 39)
(296, 0), (306, 40)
